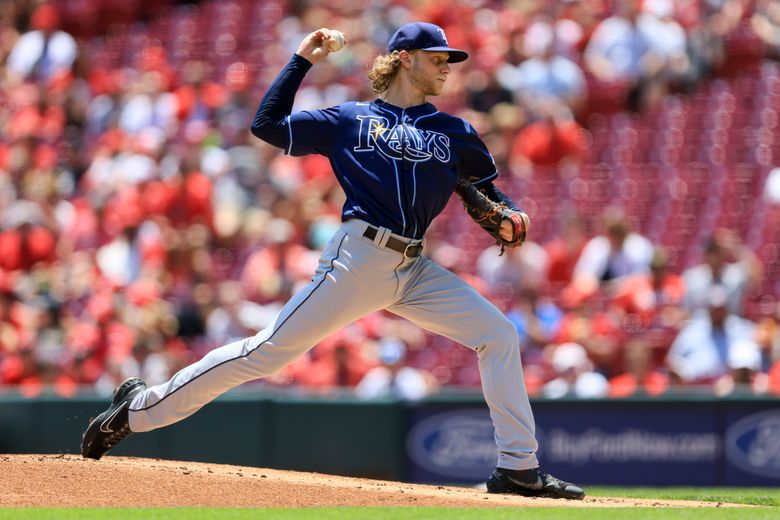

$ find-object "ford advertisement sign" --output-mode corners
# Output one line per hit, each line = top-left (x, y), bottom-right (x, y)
(725, 410), (780, 483)
(406, 408), (496, 482)
(405, 401), (780, 486)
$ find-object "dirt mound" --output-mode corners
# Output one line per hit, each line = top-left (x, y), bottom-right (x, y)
(1, 454), (742, 508)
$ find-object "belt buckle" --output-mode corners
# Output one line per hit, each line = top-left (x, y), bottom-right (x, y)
(403, 242), (422, 259)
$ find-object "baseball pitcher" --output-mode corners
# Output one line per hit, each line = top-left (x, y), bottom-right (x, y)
(81, 22), (584, 500)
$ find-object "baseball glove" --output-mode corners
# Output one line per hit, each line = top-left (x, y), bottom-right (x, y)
(454, 179), (529, 254)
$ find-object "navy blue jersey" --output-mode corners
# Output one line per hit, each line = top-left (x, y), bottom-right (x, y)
(252, 54), (517, 240)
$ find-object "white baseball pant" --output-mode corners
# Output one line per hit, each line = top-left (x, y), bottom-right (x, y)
(128, 218), (539, 471)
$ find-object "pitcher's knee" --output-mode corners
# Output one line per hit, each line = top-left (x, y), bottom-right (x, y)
(480, 316), (519, 353)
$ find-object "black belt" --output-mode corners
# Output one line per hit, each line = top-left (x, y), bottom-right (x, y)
(363, 226), (423, 258)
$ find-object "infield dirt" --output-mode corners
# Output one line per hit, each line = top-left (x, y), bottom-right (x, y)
(1, 454), (745, 508)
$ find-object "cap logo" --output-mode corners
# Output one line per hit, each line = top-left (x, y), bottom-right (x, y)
(387, 22), (468, 62)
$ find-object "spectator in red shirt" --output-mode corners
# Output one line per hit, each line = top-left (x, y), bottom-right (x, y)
(510, 99), (588, 168)
(295, 332), (375, 390)
(0, 219), (57, 272)
(544, 212), (589, 291)
(609, 247), (687, 361)
(556, 286), (625, 377)
(608, 339), (669, 397)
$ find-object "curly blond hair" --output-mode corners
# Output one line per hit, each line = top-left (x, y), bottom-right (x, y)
(368, 51), (402, 94)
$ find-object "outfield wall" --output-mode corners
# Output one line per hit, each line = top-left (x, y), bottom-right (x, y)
(0, 392), (778, 486)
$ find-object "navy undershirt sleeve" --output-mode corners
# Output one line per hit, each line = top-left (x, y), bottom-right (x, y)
(250, 54), (313, 149)
(481, 183), (520, 212)
(457, 121), (520, 211)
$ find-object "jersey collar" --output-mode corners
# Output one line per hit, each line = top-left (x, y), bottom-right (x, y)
(374, 99), (437, 119)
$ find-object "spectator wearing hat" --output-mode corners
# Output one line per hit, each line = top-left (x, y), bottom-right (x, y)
(715, 338), (765, 395)
(543, 342), (609, 399)
(356, 337), (437, 401)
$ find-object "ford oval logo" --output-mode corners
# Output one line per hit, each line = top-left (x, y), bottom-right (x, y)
(724, 410), (780, 479)
(406, 410), (496, 479)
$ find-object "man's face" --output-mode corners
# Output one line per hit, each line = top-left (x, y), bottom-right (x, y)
(705, 249), (725, 272)
(710, 304), (728, 327)
(407, 51), (450, 96)
(607, 227), (627, 249)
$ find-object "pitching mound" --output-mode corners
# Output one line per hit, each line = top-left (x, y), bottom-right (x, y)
(2, 454), (743, 508)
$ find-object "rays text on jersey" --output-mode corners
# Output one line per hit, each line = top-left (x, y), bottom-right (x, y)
(354, 115), (451, 163)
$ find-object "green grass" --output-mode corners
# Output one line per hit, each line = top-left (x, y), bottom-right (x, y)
(588, 487), (780, 507)
(0, 508), (778, 520)
(1, 489), (777, 519)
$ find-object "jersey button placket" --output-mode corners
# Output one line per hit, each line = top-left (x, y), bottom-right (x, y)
(400, 109), (407, 236)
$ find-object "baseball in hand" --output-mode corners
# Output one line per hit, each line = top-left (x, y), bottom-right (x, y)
(327, 31), (346, 52)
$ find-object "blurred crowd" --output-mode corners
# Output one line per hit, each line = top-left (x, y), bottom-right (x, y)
(1, 0), (780, 399)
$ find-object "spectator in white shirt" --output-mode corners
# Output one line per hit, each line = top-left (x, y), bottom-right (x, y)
(583, 0), (666, 110)
(573, 209), (653, 287)
(639, 0), (693, 88)
(543, 342), (609, 399)
(7, 4), (77, 84)
(356, 338), (436, 401)
(683, 229), (762, 317)
(499, 19), (587, 115)
(667, 286), (762, 387)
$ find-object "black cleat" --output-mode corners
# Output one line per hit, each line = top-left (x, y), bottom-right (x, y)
(486, 467), (585, 500)
(81, 377), (146, 460)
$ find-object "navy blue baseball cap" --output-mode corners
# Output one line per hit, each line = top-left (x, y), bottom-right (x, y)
(387, 22), (469, 63)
